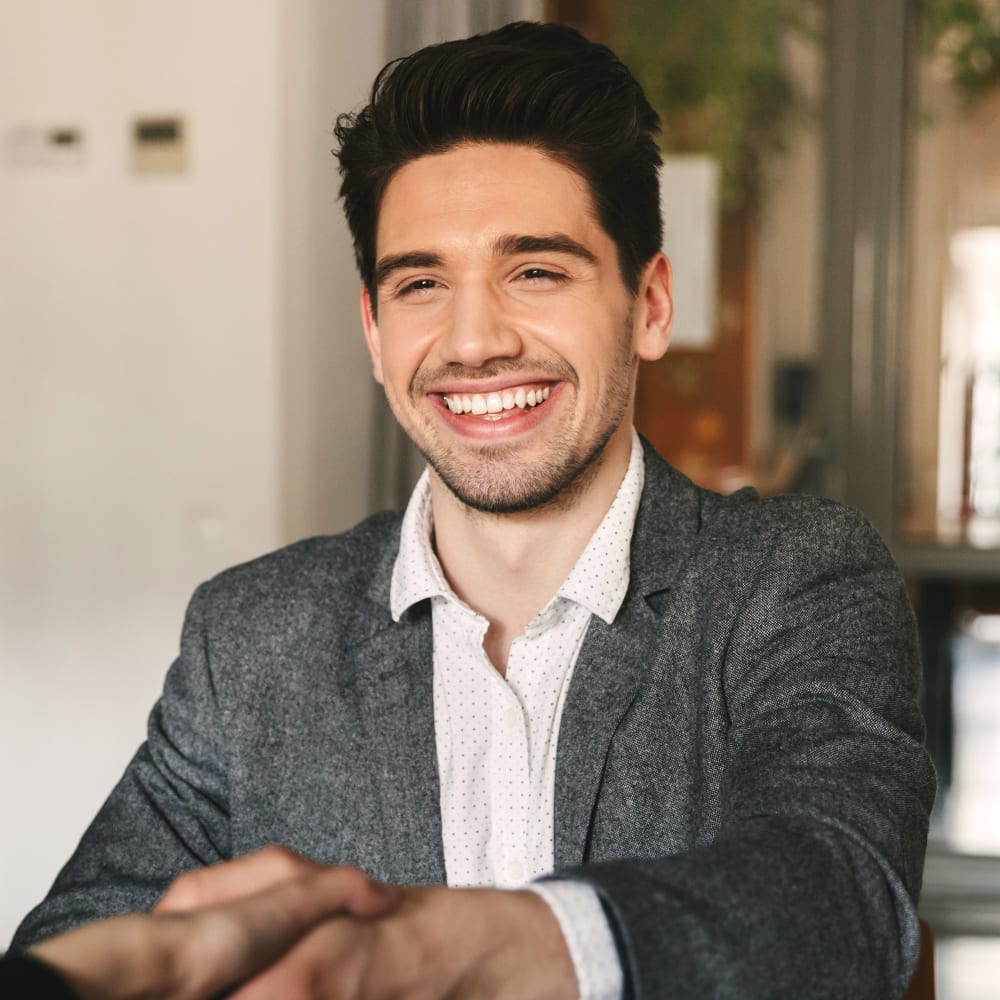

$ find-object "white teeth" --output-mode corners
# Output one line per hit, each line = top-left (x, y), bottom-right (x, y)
(443, 384), (552, 416)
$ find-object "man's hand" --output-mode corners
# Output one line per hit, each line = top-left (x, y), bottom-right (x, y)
(29, 846), (400, 1000)
(164, 846), (578, 999)
(229, 881), (579, 1000)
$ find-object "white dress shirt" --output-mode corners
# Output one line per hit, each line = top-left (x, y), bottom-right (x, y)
(389, 429), (644, 1000)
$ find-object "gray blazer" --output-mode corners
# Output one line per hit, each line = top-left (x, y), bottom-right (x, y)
(13, 442), (935, 999)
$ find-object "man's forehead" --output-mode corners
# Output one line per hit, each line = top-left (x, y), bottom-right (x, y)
(374, 142), (601, 252)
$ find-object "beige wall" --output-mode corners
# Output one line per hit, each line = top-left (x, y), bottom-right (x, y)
(280, 0), (386, 539)
(0, 0), (385, 943)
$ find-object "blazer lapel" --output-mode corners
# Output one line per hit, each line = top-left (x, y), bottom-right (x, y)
(553, 441), (705, 867)
(354, 608), (446, 884)
(347, 525), (446, 885)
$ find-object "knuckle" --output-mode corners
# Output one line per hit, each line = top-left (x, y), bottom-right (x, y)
(161, 867), (204, 908)
(329, 864), (369, 895)
(259, 843), (305, 875)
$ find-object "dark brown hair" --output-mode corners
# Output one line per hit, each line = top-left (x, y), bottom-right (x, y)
(333, 21), (662, 303)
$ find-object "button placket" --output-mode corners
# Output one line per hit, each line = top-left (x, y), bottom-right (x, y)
(489, 664), (530, 888)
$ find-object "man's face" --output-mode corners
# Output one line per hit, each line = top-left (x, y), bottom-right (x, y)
(361, 142), (671, 514)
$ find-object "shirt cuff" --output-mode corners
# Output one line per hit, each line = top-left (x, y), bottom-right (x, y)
(526, 879), (624, 1000)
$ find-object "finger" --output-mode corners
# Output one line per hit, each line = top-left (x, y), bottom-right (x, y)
(30, 876), (402, 1000)
(156, 845), (318, 912)
(183, 876), (393, 996)
(224, 915), (370, 1000)
(310, 866), (402, 918)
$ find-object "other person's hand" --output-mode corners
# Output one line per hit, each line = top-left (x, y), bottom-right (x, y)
(28, 846), (400, 1000)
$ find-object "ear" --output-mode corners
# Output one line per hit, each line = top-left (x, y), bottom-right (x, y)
(632, 253), (673, 362)
(359, 287), (385, 385)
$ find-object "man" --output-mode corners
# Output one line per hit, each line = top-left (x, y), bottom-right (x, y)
(13, 21), (935, 999)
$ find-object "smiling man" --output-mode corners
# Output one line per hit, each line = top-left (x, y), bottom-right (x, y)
(13, 21), (935, 1000)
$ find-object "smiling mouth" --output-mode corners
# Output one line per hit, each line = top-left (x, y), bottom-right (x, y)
(441, 384), (552, 418)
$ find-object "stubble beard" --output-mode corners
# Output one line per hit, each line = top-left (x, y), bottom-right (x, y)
(424, 418), (618, 515)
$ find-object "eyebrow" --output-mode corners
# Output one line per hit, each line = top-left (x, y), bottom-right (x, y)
(491, 233), (599, 265)
(375, 251), (444, 288)
(374, 232), (599, 288)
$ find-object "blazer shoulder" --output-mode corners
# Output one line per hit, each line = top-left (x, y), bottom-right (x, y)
(193, 508), (403, 622)
(703, 489), (897, 588)
(703, 486), (880, 545)
(685, 489), (908, 636)
(635, 440), (893, 596)
(640, 439), (885, 565)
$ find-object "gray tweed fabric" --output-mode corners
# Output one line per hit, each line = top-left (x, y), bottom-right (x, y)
(12, 440), (935, 999)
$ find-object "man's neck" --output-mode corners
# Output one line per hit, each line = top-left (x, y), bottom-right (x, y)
(429, 430), (634, 674)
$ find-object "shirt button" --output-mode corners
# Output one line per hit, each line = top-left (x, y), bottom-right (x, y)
(507, 859), (526, 883)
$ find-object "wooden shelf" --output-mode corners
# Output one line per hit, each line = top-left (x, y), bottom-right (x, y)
(894, 541), (1000, 580)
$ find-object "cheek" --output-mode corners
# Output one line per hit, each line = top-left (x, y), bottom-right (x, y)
(380, 349), (442, 416)
(381, 357), (417, 401)
(513, 299), (591, 348)
(376, 326), (434, 384)
(380, 305), (445, 353)
(528, 305), (629, 364)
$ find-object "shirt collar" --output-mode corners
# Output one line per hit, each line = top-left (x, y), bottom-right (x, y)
(390, 467), (449, 620)
(554, 426), (644, 623)
(390, 427), (644, 625)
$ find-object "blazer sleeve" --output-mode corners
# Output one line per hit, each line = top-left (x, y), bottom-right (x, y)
(0, 954), (81, 1000)
(10, 582), (230, 950)
(565, 502), (936, 1000)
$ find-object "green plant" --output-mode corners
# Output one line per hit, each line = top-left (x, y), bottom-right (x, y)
(611, 0), (821, 208)
(919, 0), (1000, 102)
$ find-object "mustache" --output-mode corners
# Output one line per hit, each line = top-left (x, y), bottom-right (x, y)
(411, 359), (577, 393)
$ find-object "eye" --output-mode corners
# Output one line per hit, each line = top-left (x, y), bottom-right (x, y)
(398, 277), (440, 296)
(517, 267), (568, 284)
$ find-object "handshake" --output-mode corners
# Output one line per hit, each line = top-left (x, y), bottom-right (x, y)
(24, 847), (576, 999)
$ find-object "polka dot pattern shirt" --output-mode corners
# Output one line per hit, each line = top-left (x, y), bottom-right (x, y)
(390, 429), (644, 1000)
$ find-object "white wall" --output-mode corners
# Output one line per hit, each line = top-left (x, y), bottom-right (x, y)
(0, 0), (385, 944)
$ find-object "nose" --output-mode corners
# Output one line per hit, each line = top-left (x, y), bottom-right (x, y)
(438, 283), (523, 368)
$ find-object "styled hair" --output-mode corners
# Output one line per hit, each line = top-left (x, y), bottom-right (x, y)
(333, 21), (662, 301)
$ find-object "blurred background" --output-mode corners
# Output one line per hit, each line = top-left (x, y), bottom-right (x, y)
(1, 0), (998, 994)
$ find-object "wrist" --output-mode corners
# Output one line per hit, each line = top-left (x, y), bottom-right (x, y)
(440, 888), (579, 1000)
